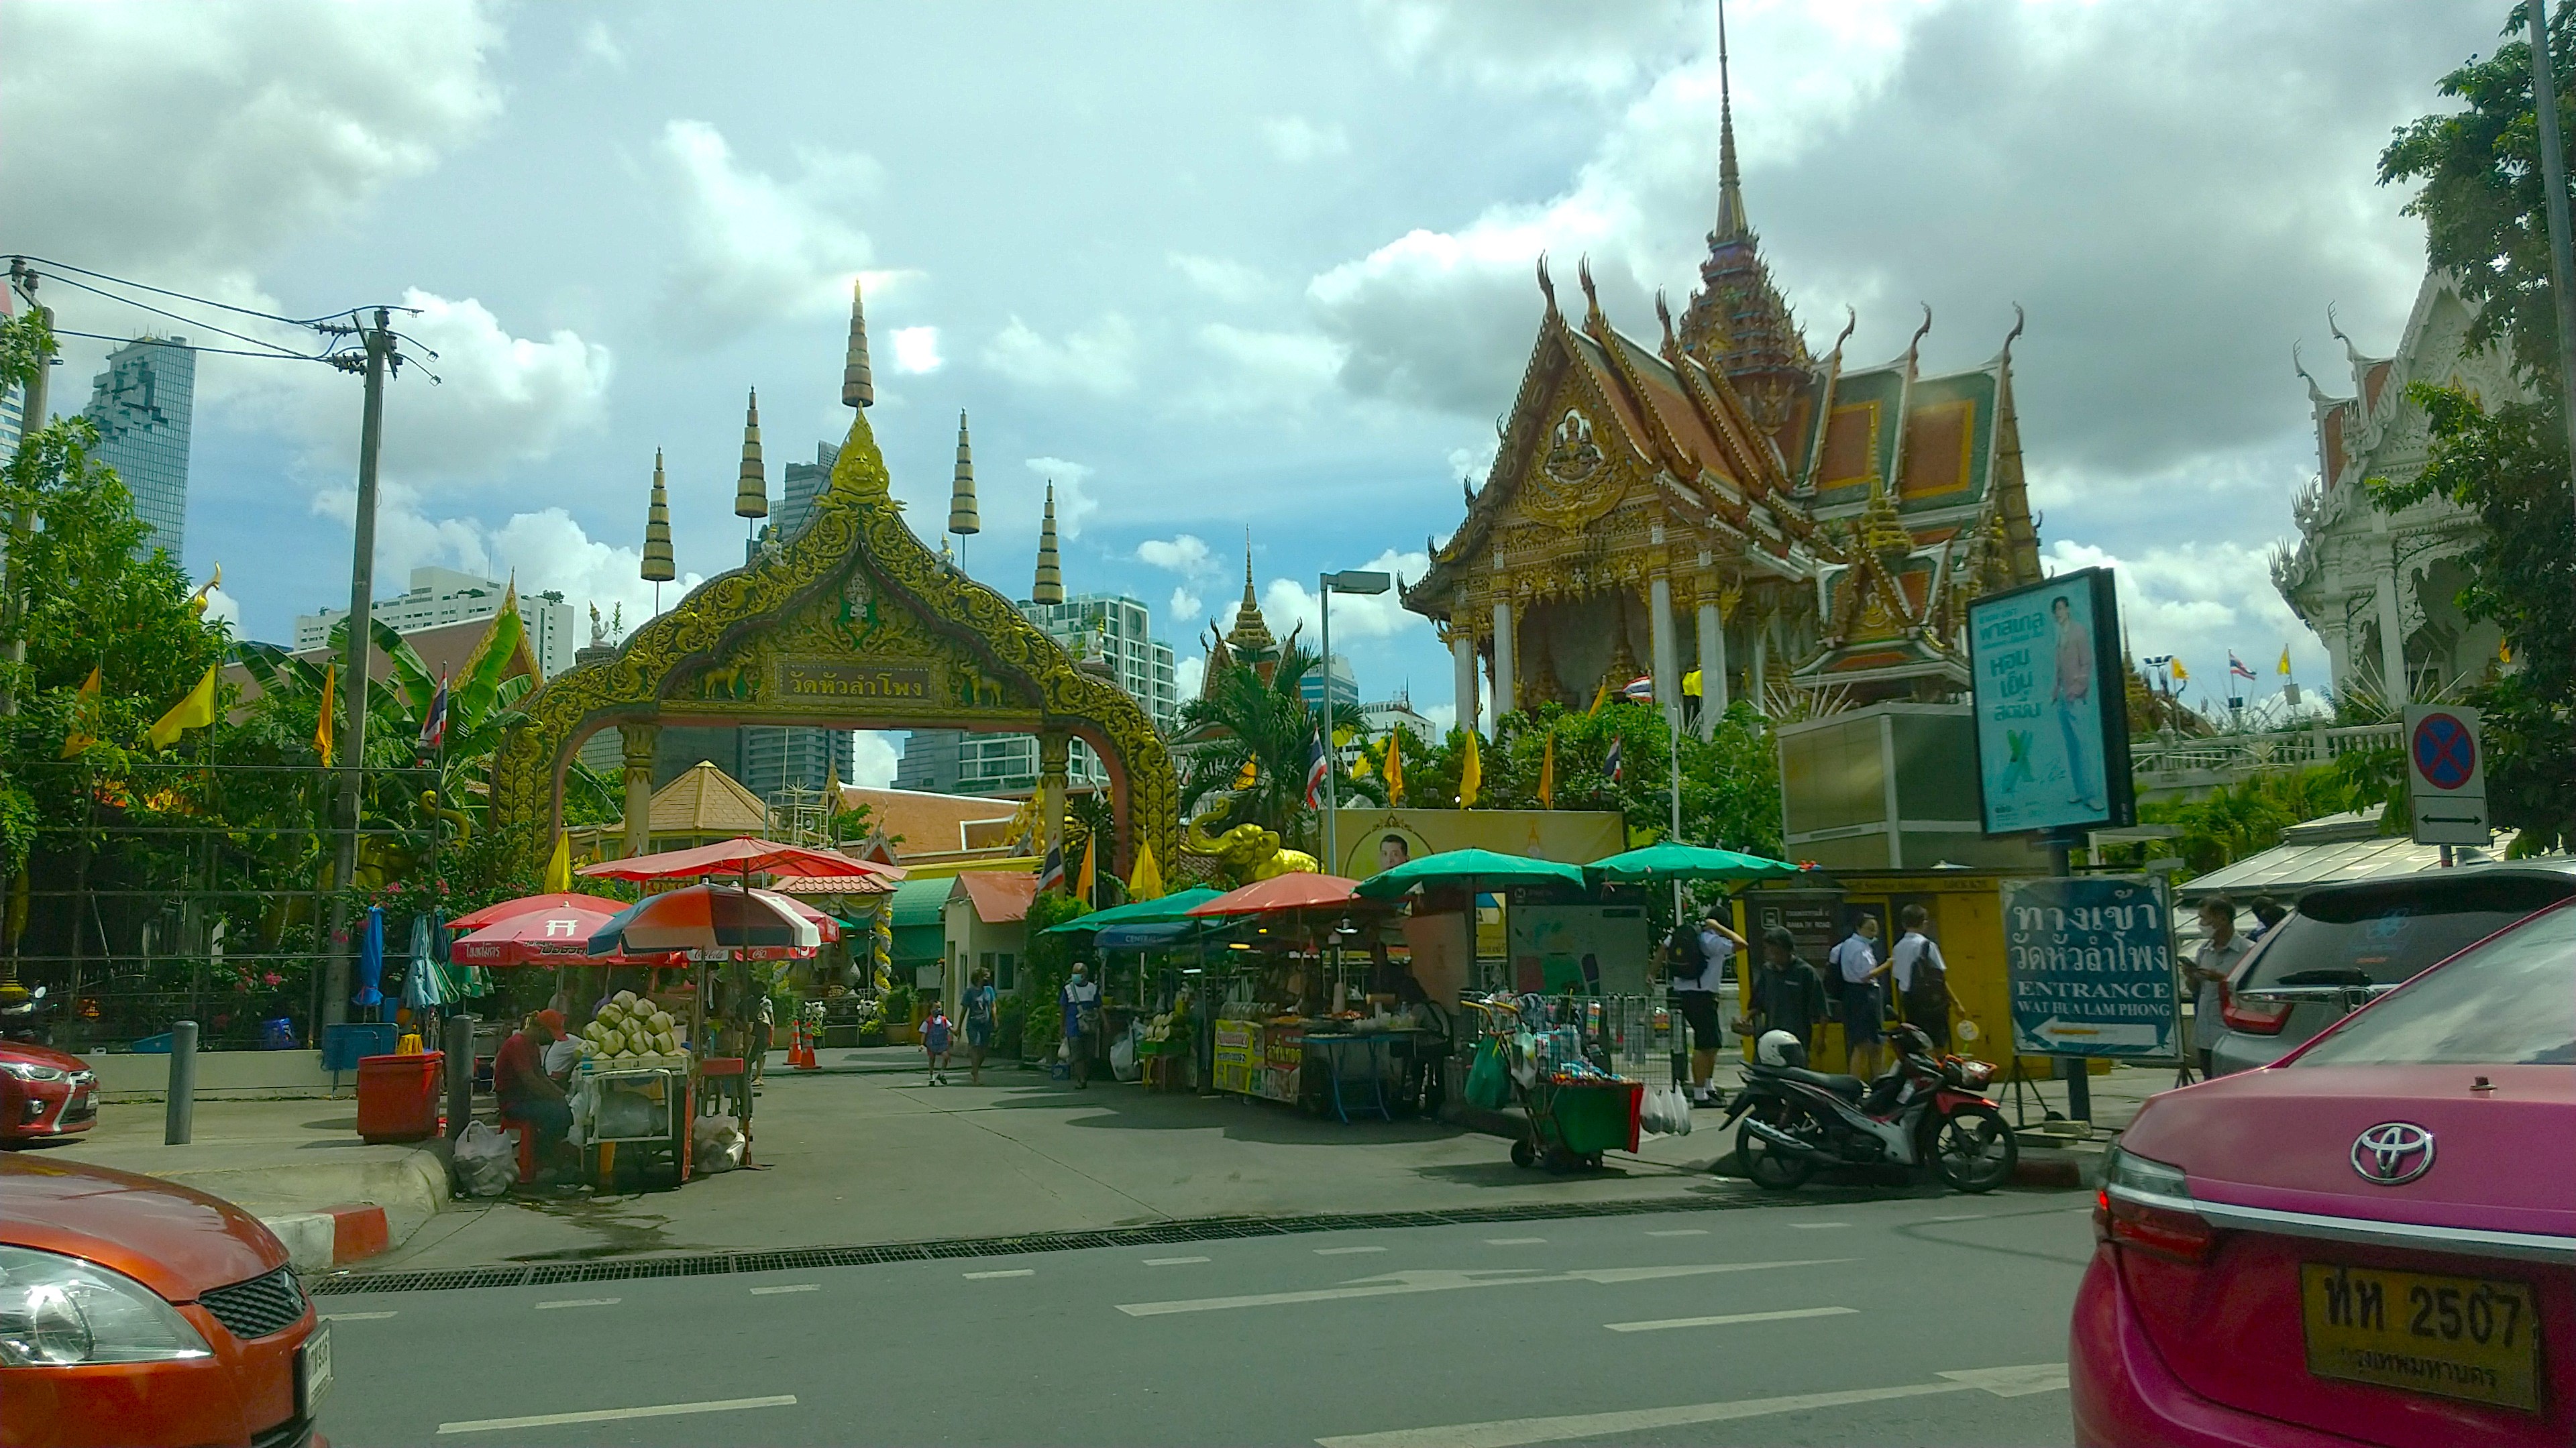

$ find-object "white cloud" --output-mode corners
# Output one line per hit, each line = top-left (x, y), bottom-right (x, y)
(1191, 325), (1346, 410)
(1171, 586), (1205, 622)
(1420, 703), (1457, 733)
(1168, 252), (1267, 303)
(1260, 548), (1434, 641)
(655, 119), (879, 348)
(1175, 654), (1207, 700)
(1024, 457), (1099, 540)
(1136, 533), (1223, 580)
(578, 19), (625, 70)
(2042, 538), (2325, 698)
(890, 325), (943, 374)
(853, 732), (901, 789)
(230, 289), (612, 482)
(981, 314), (1140, 396)
(1362, 0), (1709, 95)
(1260, 115), (1350, 164)
(200, 583), (241, 628)
(309, 488), (707, 641)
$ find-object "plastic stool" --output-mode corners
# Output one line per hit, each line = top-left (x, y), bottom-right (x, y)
(494, 1115), (539, 1184)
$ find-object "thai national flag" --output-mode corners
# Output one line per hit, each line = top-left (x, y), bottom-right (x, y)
(1036, 842), (1065, 894)
(2229, 652), (2257, 682)
(1303, 728), (1328, 809)
(419, 675), (449, 751)
(1604, 734), (1623, 783)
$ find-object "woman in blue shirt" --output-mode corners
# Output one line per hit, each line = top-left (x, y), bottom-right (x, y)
(961, 968), (998, 1085)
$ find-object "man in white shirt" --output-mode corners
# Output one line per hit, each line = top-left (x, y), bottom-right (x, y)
(1888, 904), (1964, 1052)
(1672, 915), (1746, 1105)
(2188, 895), (2253, 1078)
(1827, 914), (1886, 1080)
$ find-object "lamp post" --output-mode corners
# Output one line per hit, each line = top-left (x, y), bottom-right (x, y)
(1318, 569), (1391, 876)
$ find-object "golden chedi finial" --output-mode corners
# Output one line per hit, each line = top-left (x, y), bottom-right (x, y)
(735, 388), (767, 519)
(843, 276), (874, 408)
(1032, 482), (1065, 605)
(949, 410), (980, 535)
(1224, 533), (1277, 658)
(643, 447), (676, 582)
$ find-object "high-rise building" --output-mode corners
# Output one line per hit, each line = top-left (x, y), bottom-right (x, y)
(780, 441), (840, 539)
(83, 337), (195, 559)
(896, 593), (1179, 797)
(297, 566), (579, 676)
(1297, 653), (1360, 714)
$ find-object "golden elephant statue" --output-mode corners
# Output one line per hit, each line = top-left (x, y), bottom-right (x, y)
(1182, 813), (1319, 886)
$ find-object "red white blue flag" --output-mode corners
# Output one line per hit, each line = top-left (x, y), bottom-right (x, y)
(419, 675), (449, 751)
(1303, 728), (1328, 809)
(1604, 734), (1623, 783)
(2228, 652), (2257, 682)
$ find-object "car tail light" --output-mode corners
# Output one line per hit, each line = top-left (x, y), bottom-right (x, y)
(2220, 991), (2294, 1036)
(2094, 1146), (2215, 1265)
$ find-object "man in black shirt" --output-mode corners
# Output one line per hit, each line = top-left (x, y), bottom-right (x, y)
(1747, 926), (1828, 1058)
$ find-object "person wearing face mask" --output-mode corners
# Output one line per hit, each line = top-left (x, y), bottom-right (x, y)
(1061, 962), (1104, 1089)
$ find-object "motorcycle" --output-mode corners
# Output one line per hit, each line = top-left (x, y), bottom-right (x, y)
(0, 985), (53, 1047)
(1721, 1022), (2018, 1193)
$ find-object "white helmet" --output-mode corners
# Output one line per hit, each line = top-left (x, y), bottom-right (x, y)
(1756, 1029), (1806, 1067)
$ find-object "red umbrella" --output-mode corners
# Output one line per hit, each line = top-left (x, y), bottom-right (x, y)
(1187, 874), (1364, 917)
(773, 895), (842, 942)
(578, 836), (900, 885)
(449, 892), (628, 932)
(586, 883), (824, 959)
(453, 899), (680, 967)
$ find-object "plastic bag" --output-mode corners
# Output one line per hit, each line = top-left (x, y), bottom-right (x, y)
(1111, 1024), (1142, 1082)
(452, 1120), (516, 1197)
(1667, 1087), (1693, 1137)
(1464, 1038), (1511, 1111)
(1639, 1087), (1668, 1136)
(692, 1114), (745, 1174)
(1509, 1033), (1541, 1089)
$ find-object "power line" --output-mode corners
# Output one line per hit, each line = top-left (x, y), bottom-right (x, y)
(31, 270), (321, 360)
(46, 325), (331, 363)
(4, 254), (413, 330)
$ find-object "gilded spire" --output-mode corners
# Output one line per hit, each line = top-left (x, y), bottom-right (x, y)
(1223, 534), (1276, 658)
(1714, 0), (1746, 241)
(642, 447), (676, 582)
(735, 388), (767, 518)
(1032, 482), (1065, 605)
(948, 409), (980, 535)
(842, 276), (874, 408)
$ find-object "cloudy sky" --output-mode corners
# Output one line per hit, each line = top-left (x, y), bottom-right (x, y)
(1, 0), (2502, 781)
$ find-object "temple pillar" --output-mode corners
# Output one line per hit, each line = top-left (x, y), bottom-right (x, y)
(2324, 612), (2355, 698)
(1450, 630), (1481, 737)
(1749, 620), (1768, 718)
(1649, 574), (1680, 719)
(2377, 562), (2408, 705)
(1697, 597), (1727, 732)
(1038, 732), (1071, 886)
(619, 724), (657, 859)
(1491, 600), (1517, 718)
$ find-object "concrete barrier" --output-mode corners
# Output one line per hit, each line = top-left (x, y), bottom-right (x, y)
(258, 1205), (392, 1273)
(82, 1049), (338, 1101)
(147, 1142), (452, 1255)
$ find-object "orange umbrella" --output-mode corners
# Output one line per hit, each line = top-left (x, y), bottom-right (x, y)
(452, 899), (680, 967)
(449, 892), (627, 932)
(1186, 874), (1364, 917)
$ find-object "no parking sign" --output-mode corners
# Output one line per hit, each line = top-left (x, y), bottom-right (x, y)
(2404, 705), (2489, 846)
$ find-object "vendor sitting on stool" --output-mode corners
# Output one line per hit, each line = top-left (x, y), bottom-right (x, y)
(494, 1010), (574, 1172)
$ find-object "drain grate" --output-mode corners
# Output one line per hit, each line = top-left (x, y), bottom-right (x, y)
(311, 1185), (1913, 1296)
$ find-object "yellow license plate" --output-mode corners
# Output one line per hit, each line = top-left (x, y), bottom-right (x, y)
(2302, 1262), (2543, 1412)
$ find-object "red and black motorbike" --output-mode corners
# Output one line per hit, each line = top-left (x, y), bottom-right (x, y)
(1721, 1022), (2018, 1193)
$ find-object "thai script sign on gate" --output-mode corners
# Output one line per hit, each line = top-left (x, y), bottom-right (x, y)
(2003, 875), (2176, 1058)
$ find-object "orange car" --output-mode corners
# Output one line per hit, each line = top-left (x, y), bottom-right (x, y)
(1, 1154), (328, 1448)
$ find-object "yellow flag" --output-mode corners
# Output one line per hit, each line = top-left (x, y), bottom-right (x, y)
(1587, 679), (1611, 716)
(543, 831), (572, 893)
(1077, 832), (1098, 903)
(1351, 745), (1371, 779)
(1681, 668), (1703, 701)
(2169, 657), (2189, 683)
(1458, 727), (1481, 808)
(58, 667), (101, 759)
(1233, 755), (1258, 789)
(2276, 647), (2293, 677)
(314, 663), (335, 768)
(1127, 838), (1166, 902)
(1383, 729), (1404, 805)
(146, 665), (218, 750)
(1538, 729), (1557, 810)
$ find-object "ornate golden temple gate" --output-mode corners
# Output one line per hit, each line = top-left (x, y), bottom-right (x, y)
(489, 333), (1176, 879)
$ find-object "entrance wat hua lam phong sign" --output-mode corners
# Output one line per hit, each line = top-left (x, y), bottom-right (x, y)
(488, 279), (1177, 879)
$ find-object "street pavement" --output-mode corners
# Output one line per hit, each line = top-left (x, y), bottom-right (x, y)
(313, 1192), (2090, 1447)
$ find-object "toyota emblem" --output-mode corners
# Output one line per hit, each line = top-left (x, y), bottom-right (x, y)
(2351, 1123), (2436, 1186)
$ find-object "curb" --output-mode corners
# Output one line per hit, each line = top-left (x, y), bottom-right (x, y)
(261, 1205), (392, 1273)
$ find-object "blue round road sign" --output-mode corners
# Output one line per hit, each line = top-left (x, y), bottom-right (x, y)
(2412, 712), (2476, 791)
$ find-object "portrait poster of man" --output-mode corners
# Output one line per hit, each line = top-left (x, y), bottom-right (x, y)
(1967, 567), (2133, 835)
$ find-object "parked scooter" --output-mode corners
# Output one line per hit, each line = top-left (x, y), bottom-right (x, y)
(0, 985), (53, 1048)
(1722, 1023), (2017, 1193)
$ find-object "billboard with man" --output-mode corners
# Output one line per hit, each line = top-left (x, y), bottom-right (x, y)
(1967, 567), (2134, 836)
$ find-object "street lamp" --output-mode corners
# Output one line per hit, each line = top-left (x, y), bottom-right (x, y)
(1318, 569), (1391, 875)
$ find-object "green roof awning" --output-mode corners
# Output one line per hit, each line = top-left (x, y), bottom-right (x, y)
(890, 877), (955, 930)
(1042, 887), (1227, 934)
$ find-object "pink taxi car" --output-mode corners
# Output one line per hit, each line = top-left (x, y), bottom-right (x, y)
(2072, 895), (2575, 1447)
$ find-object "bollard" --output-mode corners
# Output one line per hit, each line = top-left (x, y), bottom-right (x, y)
(164, 1020), (198, 1145)
(444, 1014), (476, 1139)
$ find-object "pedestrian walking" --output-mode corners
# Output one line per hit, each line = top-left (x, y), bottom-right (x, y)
(2248, 895), (2288, 941)
(1061, 963), (1102, 1088)
(2188, 895), (2252, 1077)
(1827, 913), (1887, 1080)
(922, 1005), (955, 1086)
(1670, 913), (1744, 1105)
(751, 991), (775, 1084)
(1889, 904), (1964, 1053)
(1744, 926), (1827, 1059)
(961, 968), (998, 1085)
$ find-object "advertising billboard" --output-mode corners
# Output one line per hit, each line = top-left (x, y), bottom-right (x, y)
(1326, 808), (1627, 881)
(1967, 567), (2133, 836)
(2002, 875), (2178, 1058)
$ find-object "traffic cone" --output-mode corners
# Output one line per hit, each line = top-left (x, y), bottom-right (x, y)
(793, 1020), (818, 1070)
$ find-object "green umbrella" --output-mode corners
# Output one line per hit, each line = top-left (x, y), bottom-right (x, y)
(1584, 842), (1803, 885)
(1352, 847), (1587, 901)
(1042, 886), (1228, 934)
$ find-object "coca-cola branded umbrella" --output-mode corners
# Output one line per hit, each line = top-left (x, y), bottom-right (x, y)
(584, 883), (824, 960)
(452, 897), (678, 967)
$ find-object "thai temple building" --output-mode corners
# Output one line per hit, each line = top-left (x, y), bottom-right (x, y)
(1401, 28), (2042, 733)
(2274, 270), (2511, 706)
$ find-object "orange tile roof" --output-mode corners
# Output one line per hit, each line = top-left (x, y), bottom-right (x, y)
(951, 870), (1038, 925)
(839, 786), (1021, 858)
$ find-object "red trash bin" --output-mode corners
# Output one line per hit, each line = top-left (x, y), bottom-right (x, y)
(354, 1052), (442, 1143)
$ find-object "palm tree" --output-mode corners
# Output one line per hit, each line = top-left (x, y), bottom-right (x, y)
(1175, 643), (1383, 846)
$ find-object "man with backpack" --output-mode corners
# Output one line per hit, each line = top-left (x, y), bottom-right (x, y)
(1889, 904), (1965, 1053)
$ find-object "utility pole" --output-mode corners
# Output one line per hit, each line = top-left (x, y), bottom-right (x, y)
(2529, 3), (2576, 534)
(0, 264), (52, 719)
(324, 311), (393, 1029)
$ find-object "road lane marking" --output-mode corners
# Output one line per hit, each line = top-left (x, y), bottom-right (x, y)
(1644, 1229), (1707, 1237)
(1143, 1256), (1211, 1266)
(1923, 1213), (1988, 1223)
(1118, 1259), (1846, 1318)
(534, 1298), (619, 1310)
(964, 1269), (1035, 1279)
(1313, 1364), (2065, 1447)
(321, 1311), (396, 1321)
(1606, 1306), (1857, 1333)
(1785, 1221), (1848, 1229)
(749, 1284), (818, 1295)
(438, 1394), (798, 1436)
(1484, 1237), (1545, 1245)
(1314, 1245), (1385, 1256)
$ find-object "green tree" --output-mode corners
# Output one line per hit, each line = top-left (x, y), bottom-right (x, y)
(1176, 645), (1384, 848)
(2375, 3), (2576, 846)
(1402, 702), (1784, 857)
